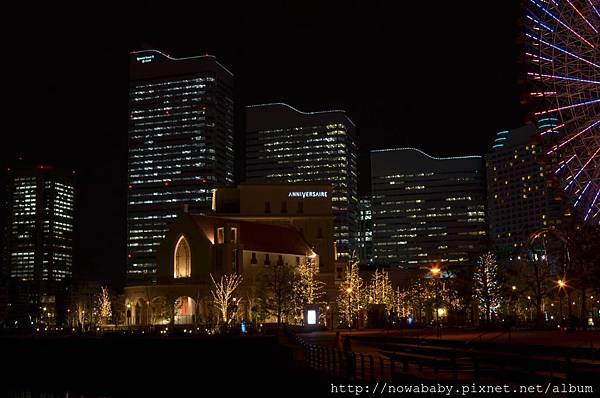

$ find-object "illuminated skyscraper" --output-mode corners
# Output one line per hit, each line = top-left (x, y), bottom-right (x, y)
(371, 148), (487, 269)
(485, 125), (562, 251)
(128, 50), (234, 282)
(2, 165), (75, 324)
(245, 103), (358, 259)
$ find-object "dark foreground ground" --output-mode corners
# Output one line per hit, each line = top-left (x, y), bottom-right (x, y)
(1, 332), (327, 397)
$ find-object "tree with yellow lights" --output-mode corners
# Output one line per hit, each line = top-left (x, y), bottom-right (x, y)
(337, 261), (365, 327)
(97, 286), (112, 325)
(210, 273), (243, 325)
(368, 269), (394, 311)
(293, 258), (326, 322)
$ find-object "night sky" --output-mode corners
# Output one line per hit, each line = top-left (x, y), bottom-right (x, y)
(0, 1), (529, 286)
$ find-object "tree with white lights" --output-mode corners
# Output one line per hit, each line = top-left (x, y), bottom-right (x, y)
(473, 252), (503, 323)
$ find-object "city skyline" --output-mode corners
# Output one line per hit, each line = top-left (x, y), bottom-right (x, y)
(0, 2), (599, 396)
(1, 1), (526, 284)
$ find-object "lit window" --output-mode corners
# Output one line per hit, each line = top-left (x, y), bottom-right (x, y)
(174, 235), (191, 278)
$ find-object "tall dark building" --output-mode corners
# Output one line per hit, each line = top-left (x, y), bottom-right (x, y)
(128, 50), (234, 283)
(245, 103), (358, 259)
(371, 148), (487, 269)
(485, 124), (563, 251)
(2, 165), (75, 325)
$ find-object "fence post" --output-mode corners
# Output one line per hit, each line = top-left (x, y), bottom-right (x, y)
(357, 353), (363, 380)
(474, 357), (480, 383)
(333, 349), (338, 376)
(450, 354), (457, 382)
(369, 355), (375, 382)
(317, 346), (321, 369)
(390, 359), (396, 382)
(565, 355), (572, 381)
(379, 357), (384, 381)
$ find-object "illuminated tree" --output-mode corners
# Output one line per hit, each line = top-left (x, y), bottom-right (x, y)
(210, 273), (243, 325)
(473, 252), (503, 323)
(368, 269), (394, 311)
(337, 261), (366, 327)
(293, 258), (326, 321)
(97, 286), (112, 325)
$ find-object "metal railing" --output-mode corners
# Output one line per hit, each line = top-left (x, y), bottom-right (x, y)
(287, 330), (597, 384)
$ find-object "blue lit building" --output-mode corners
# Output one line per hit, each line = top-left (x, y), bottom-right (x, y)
(127, 50), (234, 283)
(370, 148), (487, 269)
(245, 103), (358, 259)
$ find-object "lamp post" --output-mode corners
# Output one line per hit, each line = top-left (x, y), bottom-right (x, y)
(510, 285), (517, 321)
(430, 266), (441, 338)
(346, 287), (353, 331)
(557, 279), (566, 328)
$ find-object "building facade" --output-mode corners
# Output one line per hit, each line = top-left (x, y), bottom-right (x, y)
(124, 210), (317, 326)
(356, 196), (374, 265)
(485, 124), (563, 251)
(245, 103), (358, 259)
(371, 148), (487, 269)
(211, 183), (341, 296)
(128, 50), (234, 282)
(2, 165), (75, 325)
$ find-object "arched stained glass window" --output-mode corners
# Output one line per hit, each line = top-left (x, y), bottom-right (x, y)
(174, 235), (191, 278)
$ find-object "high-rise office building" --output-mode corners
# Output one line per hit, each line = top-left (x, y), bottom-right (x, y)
(485, 125), (562, 251)
(357, 196), (373, 265)
(128, 50), (234, 282)
(371, 148), (487, 269)
(2, 165), (75, 324)
(245, 103), (358, 259)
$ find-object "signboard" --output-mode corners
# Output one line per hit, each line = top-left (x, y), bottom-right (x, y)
(307, 310), (317, 325)
(288, 191), (328, 199)
(136, 55), (155, 64)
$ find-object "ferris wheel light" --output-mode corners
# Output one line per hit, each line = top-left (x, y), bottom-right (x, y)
(526, 0), (600, 223)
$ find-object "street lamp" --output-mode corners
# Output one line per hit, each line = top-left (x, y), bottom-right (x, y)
(430, 266), (441, 337)
(346, 287), (353, 330)
(556, 279), (567, 328)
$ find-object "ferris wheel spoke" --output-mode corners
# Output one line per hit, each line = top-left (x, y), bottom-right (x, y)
(556, 154), (577, 174)
(565, 0), (599, 33)
(587, 0), (600, 19)
(563, 146), (600, 190)
(535, 98), (600, 117)
(527, 72), (600, 85)
(584, 188), (600, 221)
(528, 0), (596, 48)
(526, 32), (599, 68)
(547, 118), (600, 154)
(574, 180), (592, 206)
